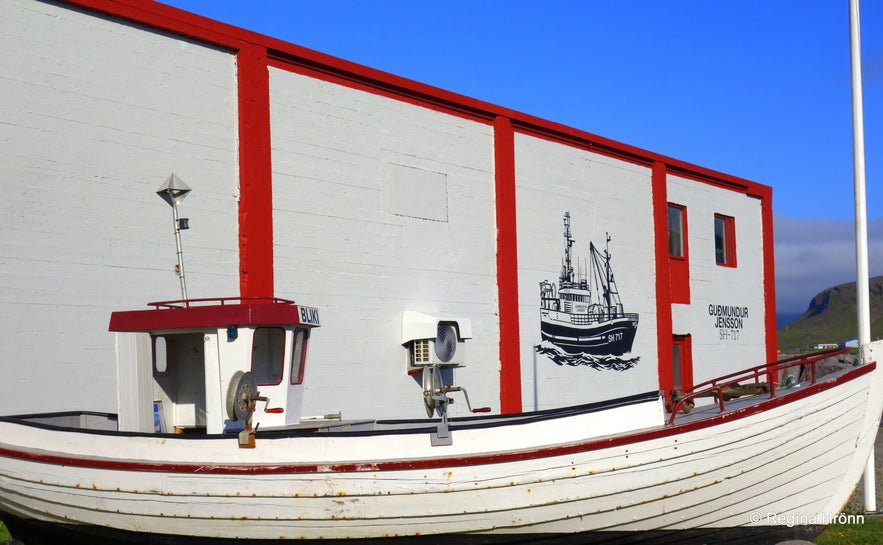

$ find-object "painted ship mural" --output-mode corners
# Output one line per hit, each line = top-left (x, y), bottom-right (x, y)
(538, 212), (639, 369)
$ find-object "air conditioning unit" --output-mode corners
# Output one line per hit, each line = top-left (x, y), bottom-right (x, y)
(402, 311), (471, 370)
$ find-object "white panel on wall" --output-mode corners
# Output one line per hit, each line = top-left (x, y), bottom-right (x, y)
(0, 0), (239, 414)
(668, 176), (767, 382)
(514, 134), (657, 410)
(385, 163), (449, 222)
(269, 68), (498, 420)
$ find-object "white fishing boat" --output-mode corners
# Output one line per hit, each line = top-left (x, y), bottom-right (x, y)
(5, 48), (883, 538)
(0, 287), (880, 544)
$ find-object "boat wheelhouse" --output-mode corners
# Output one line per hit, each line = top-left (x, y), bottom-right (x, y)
(109, 297), (320, 439)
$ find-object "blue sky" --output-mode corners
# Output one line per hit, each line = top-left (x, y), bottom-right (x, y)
(160, 1), (882, 316)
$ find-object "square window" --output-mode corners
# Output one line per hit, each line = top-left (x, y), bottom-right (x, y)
(252, 327), (285, 385)
(714, 214), (736, 267)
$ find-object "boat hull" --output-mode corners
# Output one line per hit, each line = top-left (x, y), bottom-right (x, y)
(1, 346), (881, 544)
(540, 312), (638, 355)
(0, 512), (825, 545)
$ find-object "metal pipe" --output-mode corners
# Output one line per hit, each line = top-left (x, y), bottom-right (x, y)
(849, 0), (875, 513)
(171, 201), (188, 301)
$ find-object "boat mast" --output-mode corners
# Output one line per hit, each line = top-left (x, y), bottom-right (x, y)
(588, 233), (625, 318)
(560, 212), (575, 285)
(604, 233), (613, 312)
(156, 173), (192, 301)
(849, 0), (875, 513)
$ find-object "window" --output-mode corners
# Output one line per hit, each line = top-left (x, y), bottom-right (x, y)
(252, 328), (285, 385)
(714, 214), (736, 267)
(668, 204), (686, 258)
(153, 336), (168, 375)
(290, 329), (310, 385)
(667, 203), (690, 303)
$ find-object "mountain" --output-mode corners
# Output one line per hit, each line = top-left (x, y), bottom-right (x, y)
(776, 275), (883, 352)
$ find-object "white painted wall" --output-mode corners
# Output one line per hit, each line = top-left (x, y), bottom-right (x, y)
(269, 68), (499, 420)
(668, 175), (767, 383)
(0, 0), (772, 422)
(0, 0), (239, 414)
(514, 134), (658, 410)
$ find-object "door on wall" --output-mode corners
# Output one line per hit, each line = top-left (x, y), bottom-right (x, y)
(671, 335), (693, 393)
(153, 332), (206, 431)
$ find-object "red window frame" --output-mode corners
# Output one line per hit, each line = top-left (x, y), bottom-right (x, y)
(670, 334), (694, 393)
(667, 203), (690, 303)
(714, 214), (737, 267)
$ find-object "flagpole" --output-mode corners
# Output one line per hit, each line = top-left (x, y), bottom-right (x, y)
(849, 0), (875, 513)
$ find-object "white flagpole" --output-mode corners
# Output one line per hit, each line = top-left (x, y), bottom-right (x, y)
(849, 0), (875, 513)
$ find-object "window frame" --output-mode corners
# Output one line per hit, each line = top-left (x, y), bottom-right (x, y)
(290, 328), (310, 385)
(667, 203), (688, 260)
(251, 327), (286, 386)
(714, 213), (737, 268)
(667, 202), (690, 303)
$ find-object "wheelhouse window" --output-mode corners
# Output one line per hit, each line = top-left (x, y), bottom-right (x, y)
(152, 335), (168, 375)
(252, 327), (285, 385)
(668, 204), (686, 258)
(290, 328), (309, 385)
(714, 214), (737, 267)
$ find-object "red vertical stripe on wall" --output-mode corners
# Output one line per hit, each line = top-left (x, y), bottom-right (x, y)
(494, 117), (522, 414)
(237, 44), (275, 298)
(760, 189), (778, 362)
(652, 162), (675, 391)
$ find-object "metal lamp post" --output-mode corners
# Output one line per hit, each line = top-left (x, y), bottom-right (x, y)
(156, 173), (192, 301)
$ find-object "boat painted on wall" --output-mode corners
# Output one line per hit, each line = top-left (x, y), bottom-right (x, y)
(539, 212), (639, 356)
(0, 294), (880, 545)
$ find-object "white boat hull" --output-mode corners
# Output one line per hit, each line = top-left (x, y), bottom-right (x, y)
(1, 345), (881, 544)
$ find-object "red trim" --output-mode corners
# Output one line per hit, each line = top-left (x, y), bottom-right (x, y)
(108, 301), (312, 331)
(760, 188), (778, 361)
(670, 334), (694, 392)
(59, 1), (772, 201)
(652, 162), (674, 391)
(237, 44), (275, 298)
(494, 117), (522, 414)
(0, 363), (874, 475)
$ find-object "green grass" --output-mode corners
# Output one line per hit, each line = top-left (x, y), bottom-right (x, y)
(0, 520), (10, 544)
(816, 516), (883, 545)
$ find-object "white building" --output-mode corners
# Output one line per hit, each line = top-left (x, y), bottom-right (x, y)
(0, 0), (776, 420)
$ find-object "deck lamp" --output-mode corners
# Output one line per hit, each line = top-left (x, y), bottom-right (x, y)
(156, 173), (192, 300)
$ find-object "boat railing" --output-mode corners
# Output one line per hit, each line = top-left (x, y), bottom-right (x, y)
(569, 311), (639, 324)
(147, 296), (297, 309)
(667, 347), (850, 425)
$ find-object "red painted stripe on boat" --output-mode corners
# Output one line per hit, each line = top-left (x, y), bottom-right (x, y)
(0, 364), (874, 475)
